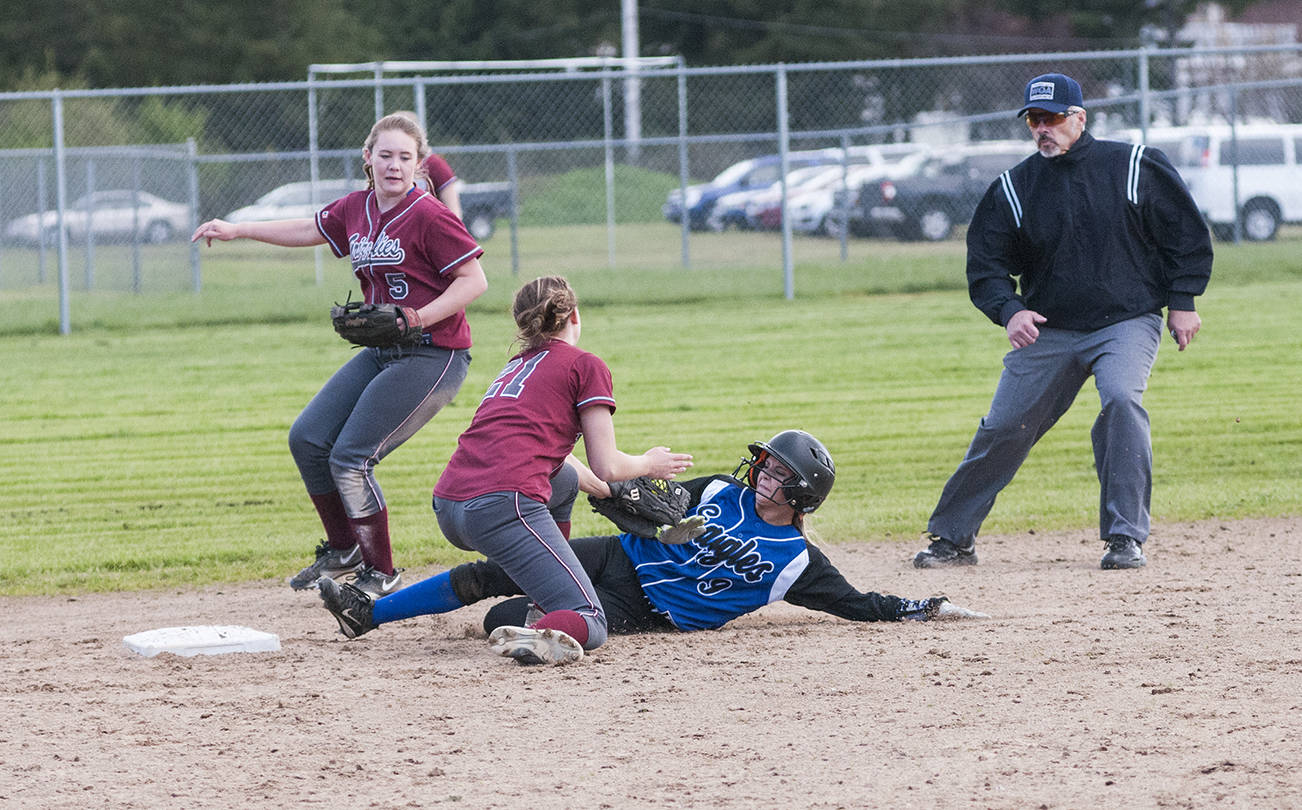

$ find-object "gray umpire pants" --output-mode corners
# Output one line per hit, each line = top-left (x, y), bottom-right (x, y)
(928, 313), (1162, 546)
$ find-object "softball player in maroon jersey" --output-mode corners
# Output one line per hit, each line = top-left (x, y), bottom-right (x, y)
(191, 113), (489, 598)
(431, 275), (692, 665)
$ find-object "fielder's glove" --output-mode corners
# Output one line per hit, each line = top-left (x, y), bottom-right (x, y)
(331, 300), (423, 348)
(899, 595), (990, 622)
(589, 476), (704, 543)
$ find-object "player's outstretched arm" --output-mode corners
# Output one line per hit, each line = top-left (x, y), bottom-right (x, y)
(785, 545), (989, 622)
(191, 217), (324, 248)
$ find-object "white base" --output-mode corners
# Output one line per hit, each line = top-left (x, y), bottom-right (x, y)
(123, 625), (281, 657)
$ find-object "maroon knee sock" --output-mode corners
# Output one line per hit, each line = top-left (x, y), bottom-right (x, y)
(532, 609), (589, 646)
(350, 509), (394, 575)
(309, 491), (356, 551)
(555, 520), (571, 540)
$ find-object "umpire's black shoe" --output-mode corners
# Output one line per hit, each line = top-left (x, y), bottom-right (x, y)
(913, 533), (978, 568)
(1100, 535), (1146, 570)
(317, 577), (377, 638)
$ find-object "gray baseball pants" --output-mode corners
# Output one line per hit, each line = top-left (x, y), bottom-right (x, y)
(928, 313), (1163, 546)
(434, 491), (608, 650)
(288, 344), (470, 517)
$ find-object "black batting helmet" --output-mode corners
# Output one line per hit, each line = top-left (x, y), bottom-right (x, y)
(735, 429), (836, 514)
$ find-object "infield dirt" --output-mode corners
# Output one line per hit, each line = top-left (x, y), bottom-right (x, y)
(4, 516), (1299, 809)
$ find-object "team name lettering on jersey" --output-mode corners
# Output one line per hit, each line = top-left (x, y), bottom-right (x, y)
(348, 231), (406, 270)
(621, 480), (809, 631)
(690, 518), (775, 584)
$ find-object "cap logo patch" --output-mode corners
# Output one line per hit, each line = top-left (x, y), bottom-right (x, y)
(1028, 81), (1056, 102)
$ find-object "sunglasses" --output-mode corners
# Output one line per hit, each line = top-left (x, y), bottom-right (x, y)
(1024, 110), (1076, 127)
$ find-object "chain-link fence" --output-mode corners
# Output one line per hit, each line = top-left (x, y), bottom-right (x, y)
(2, 45), (1299, 331)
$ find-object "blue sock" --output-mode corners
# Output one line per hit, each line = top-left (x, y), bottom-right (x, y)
(372, 570), (463, 625)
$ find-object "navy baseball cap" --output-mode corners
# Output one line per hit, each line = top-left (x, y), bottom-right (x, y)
(1017, 73), (1084, 117)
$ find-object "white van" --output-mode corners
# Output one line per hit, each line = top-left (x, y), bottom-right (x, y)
(1114, 124), (1302, 241)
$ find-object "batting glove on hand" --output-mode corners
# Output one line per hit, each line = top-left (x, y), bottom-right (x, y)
(900, 595), (989, 622)
(656, 514), (707, 545)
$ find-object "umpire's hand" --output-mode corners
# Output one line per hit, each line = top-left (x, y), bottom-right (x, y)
(1005, 309), (1048, 349)
(1167, 309), (1201, 352)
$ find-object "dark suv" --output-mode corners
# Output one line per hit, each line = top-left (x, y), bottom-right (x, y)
(862, 141), (1033, 241)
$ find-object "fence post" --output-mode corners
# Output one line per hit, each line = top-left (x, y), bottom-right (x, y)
(507, 146), (520, 277)
(84, 160), (96, 289)
(415, 80), (428, 132)
(776, 65), (794, 301)
(838, 134), (851, 262)
(1230, 85), (1241, 243)
(130, 157), (143, 293)
(52, 91), (71, 335)
(602, 72), (617, 269)
(622, 0), (642, 165)
(187, 138), (202, 292)
(308, 78), (325, 286)
(677, 67), (690, 270)
(36, 161), (48, 285)
(1139, 46), (1152, 142)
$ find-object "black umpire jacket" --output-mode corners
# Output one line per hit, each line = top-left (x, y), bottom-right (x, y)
(966, 130), (1213, 332)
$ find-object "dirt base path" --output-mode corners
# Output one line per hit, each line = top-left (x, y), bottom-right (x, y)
(4, 517), (1299, 809)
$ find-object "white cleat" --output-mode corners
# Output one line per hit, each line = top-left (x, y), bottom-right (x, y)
(488, 625), (584, 666)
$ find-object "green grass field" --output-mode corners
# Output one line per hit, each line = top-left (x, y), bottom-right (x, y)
(2, 227), (1299, 595)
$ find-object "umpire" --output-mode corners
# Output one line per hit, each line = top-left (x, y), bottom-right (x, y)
(912, 72), (1213, 571)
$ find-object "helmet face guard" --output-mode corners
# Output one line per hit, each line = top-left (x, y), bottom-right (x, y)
(734, 430), (835, 514)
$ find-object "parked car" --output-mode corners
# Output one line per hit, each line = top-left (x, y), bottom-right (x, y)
(5, 190), (191, 245)
(863, 141), (1035, 241)
(785, 150), (933, 236)
(707, 164), (836, 232)
(663, 149), (853, 231)
(745, 164), (852, 231)
(1114, 123), (1302, 241)
(223, 179), (365, 223)
(224, 178), (513, 241)
(667, 144), (929, 233)
(456, 181), (513, 241)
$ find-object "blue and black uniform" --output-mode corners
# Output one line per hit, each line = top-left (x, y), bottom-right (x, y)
(444, 475), (920, 635)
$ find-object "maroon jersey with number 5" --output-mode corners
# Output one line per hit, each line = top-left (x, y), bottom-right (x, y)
(317, 187), (483, 349)
(435, 340), (616, 504)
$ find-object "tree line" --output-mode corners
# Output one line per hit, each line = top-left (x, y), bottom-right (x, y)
(0, 1), (1253, 91)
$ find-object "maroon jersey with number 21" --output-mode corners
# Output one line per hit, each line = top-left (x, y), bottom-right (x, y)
(435, 339), (616, 505)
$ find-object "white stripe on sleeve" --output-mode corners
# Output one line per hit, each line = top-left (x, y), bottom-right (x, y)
(999, 171), (1023, 228)
(1127, 144), (1146, 205)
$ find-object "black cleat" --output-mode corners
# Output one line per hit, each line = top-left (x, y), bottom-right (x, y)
(288, 541), (363, 591)
(1100, 535), (1146, 569)
(317, 577), (376, 638)
(347, 565), (405, 599)
(913, 533), (978, 568)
